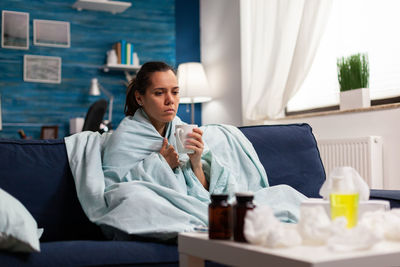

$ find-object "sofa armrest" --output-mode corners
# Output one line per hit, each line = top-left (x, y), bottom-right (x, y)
(370, 189), (400, 208)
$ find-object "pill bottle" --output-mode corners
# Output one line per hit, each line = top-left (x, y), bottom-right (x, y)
(233, 192), (255, 242)
(208, 194), (232, 239)
(330, 175), (359, 228)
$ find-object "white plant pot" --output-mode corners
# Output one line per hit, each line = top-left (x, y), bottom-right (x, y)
(340, 88), (370, 111)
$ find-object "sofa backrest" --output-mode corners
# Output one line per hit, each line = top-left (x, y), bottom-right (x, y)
(240, 123), (326, 198)
(0, 139), (103, 242)
(0, 123), (324, 242)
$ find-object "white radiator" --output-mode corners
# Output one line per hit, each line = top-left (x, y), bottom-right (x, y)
(317, 136), (383, 189)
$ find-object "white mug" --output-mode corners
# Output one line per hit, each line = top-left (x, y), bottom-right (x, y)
(175, 124), (198, 154)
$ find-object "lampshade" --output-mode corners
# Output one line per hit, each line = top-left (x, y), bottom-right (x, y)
(89, 78), (101, 96)
(88, 78), (114, 125)
(177, 62), (212, 104)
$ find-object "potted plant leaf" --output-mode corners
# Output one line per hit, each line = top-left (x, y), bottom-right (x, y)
(337, 53), (370, 110)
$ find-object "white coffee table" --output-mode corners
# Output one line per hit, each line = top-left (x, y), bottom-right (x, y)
(178, 232), (400, 267)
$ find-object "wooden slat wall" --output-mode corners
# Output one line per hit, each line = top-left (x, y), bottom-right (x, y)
(0, 0), (175, 139)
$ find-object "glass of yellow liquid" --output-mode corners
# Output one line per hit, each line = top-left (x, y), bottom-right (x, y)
(330, 193), (359, 228)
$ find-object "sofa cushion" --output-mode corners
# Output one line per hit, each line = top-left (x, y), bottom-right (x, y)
(239, 124), (326, 198)
(0, 240), (179, 266)
(0, 139), (103, 242)
(0, 188), (41, 252)
(370, 189), (400, 208)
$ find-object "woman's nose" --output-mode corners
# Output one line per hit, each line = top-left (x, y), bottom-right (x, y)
(165, 92), (174, 104)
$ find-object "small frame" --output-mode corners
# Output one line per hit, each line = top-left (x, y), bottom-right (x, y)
(40, 125), (58, 139)
(1, 10), (29, 49)
(33, 19), (70, 48)
(24, 55), (62, 84)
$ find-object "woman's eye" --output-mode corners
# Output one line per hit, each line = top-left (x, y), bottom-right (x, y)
(173, 91), (179, 95)
(155, 91), (163, 96)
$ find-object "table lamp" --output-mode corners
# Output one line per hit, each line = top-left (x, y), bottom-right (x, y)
(177, 62), (212, 124)
(89, 78), (114, 126)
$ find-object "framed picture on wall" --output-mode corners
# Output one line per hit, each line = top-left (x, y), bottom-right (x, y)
(24, 55), (62, 84)
(1, 10), (29, 49)
(33, 19), (70, 48)
(40, 125), (58, 139)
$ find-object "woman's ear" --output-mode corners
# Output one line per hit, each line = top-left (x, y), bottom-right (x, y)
(134, 90), (142, 106)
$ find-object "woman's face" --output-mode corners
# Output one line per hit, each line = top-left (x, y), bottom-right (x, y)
(135, 70), (180, 127)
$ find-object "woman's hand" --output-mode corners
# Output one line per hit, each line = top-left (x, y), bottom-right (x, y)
(186, 128), (208, 189)
(186, 128), (204, 169)
(159, 138), (180, 169)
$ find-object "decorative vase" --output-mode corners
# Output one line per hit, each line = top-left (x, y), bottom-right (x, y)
(340, 88), (370, 111)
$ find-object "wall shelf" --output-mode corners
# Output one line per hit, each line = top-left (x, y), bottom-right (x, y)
(101, 64), (141, 82)
(73, 0), (131, 14)
(101, 64), (140, 72)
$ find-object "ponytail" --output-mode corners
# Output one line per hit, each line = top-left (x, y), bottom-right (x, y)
(124, 78), (140, 116)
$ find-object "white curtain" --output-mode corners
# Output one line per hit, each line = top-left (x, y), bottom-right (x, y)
(240, 0), (332, 122)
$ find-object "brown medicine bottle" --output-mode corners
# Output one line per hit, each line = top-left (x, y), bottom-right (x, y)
(233, 192), (255, 242)
(208, 194), (232, 240)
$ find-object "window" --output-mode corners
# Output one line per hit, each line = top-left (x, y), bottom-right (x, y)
(287, 0), (400, 112)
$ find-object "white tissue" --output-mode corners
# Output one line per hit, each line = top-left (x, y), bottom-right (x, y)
(244, 206), (302, 248)
(244, 168), (400, 252)
(244, 205), (280, 246)
(298, 206), (332, 245)
(319, 166), (370, 200)
(358, 210), (386, 239)
(383, 209), (400, 241)
(297, 206), (373, 250)
(361, 209), (400, 241)
(327, 223), (381, 251)
(265, 224), (301, 248)
(298, 206), (383, 252)
(244, 204), (391, 252)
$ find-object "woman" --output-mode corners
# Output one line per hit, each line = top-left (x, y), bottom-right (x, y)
(102, 62), (211, 194)
(67, 61), (306, 241)
(122, 61), (208, 189)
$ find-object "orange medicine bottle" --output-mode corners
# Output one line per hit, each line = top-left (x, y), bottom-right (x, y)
(233, 192), (255, 242)
(208, 194), (232, 239)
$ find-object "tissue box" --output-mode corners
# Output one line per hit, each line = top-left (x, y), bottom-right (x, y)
(301, 198), (390, 218)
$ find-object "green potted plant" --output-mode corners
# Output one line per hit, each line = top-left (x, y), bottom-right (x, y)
(337, 53), (370, 110)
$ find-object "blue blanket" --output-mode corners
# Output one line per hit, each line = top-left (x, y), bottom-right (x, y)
(65, 110), (306, 239)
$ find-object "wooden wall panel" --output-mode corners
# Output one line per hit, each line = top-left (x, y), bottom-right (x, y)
(0, 0), (175, 139)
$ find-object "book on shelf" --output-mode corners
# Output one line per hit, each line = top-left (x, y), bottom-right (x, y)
(110, 40), (138, 66)
(126, 43), (131, 66)
(130, 43), (134, 65)
(120, 40), (126, 64)
(112, 42), (121, 64)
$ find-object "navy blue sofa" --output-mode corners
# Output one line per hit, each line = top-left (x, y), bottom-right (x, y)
(0, 123), (398, 266)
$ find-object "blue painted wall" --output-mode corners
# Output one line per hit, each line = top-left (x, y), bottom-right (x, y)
(175, 0), (201, 125)
(0, 0), (201, 139)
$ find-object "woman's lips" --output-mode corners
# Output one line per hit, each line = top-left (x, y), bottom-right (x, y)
(165, 109), (175, 114)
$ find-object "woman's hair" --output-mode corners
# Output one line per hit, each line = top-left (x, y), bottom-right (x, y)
(124, 61), (175, 116)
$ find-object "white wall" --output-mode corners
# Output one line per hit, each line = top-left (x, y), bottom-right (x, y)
(200, 1), (400, 189)
(275, 108), (400, 190)
(200, 0), (243, 126)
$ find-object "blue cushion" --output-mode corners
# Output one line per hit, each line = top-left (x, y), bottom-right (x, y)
(0, 188), (41, 252)
(0, 240), (179, 266)
(239, 124), (326, 198)
(0, 139), (103, 242)
(370, 189), (400, 208)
